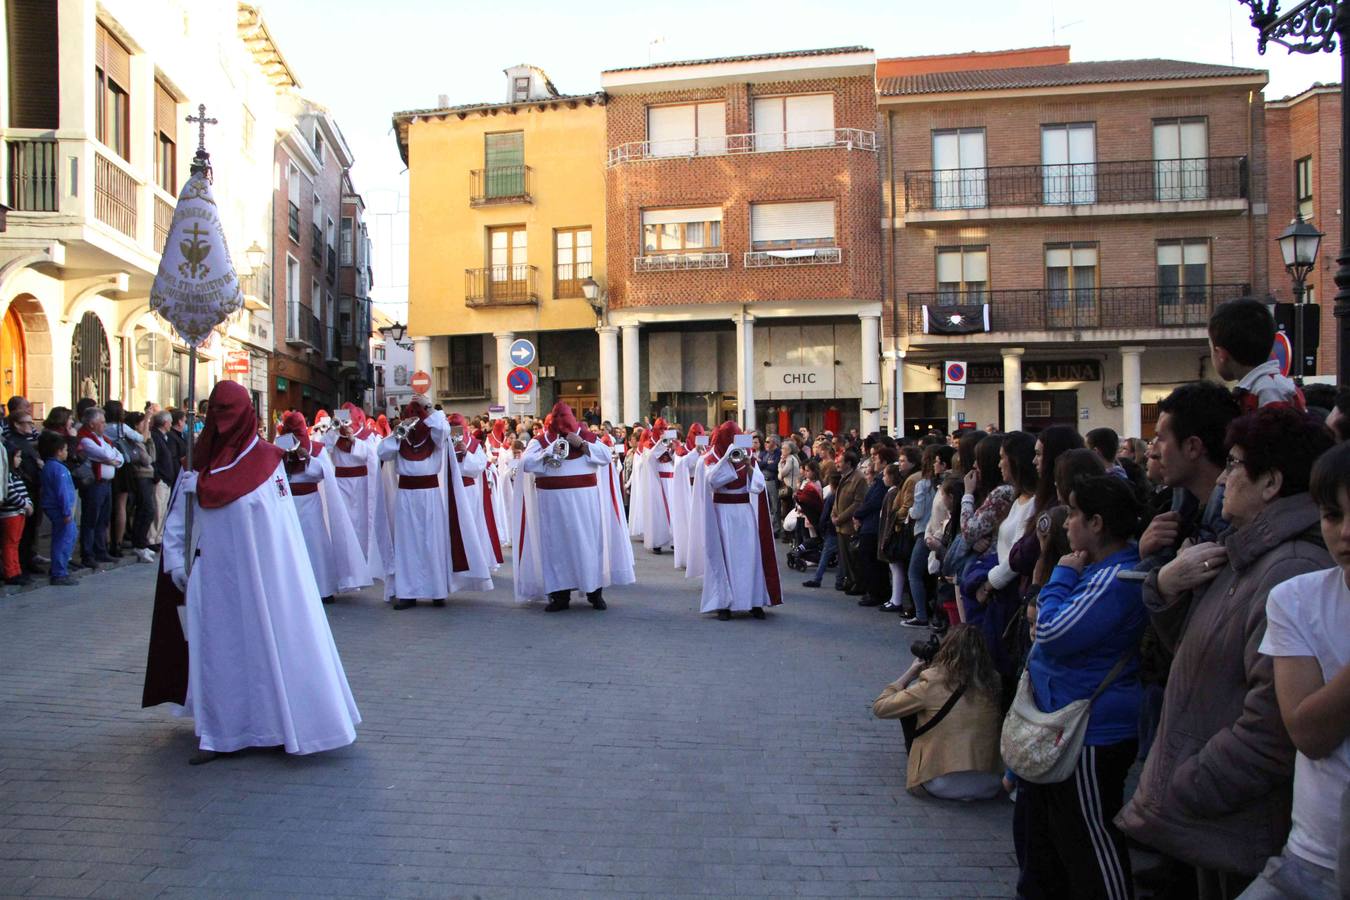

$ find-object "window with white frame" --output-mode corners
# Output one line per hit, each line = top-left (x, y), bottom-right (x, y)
(1041, 123), (1096, 205)
(641, 207), (723, 255)
(1296, 156), (1314, 220)
(1156, 239), (1210, 309)
(646, 102), (726, 157)
(286, 255), (300, 335)
(752, 94), (835, 151)
(936, 246), (988, 303)
(340, 217), (354, 265)
(1153, 118), (1208, 200)
(932, 129), (987, 209)
(750, 201), (836, 249)
(1045, 243), (1098, 319)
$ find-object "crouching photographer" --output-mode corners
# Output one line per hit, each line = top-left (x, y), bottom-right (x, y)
(871, 624), (1004, 800)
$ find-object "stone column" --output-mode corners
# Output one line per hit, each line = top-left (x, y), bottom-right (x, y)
(621, 323), (641, 424)
(733, 312), (756, 431)
(412, 335), (432, 376)
(1121, 346), (1145, 439)
(859, 314), (881, 435)
(1002, 347), (1025, 433)
(885, 348), (905, 437)
(598, 325), (620, 425)
(493, 331), (514, 409)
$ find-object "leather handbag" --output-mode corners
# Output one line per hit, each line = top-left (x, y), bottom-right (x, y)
(1001, 650), (1132, 784)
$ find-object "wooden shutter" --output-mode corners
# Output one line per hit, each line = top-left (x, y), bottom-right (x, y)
(154, 80), (176, 139)
(6, 0), (59, 129)
(96, 22), (130, 89)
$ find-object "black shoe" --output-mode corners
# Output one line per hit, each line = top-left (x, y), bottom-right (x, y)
(25, 563), (48, 575)
(431, 598), (445, 607)
(321, 595), (334, 605)
(750, 607), (766, 619)
(586, 590), (606, 611)
(802, 580), (821, 588)
(845, 589), (865, 597)
(857, 597), (883, 607)
(49, 576), (78, 587)
(96, 554), (117, 564)
(392, 598), (416, 610)
(716, 609), (731, 621)
(4, 575), (31, 586)
(188, 749), (223, 766)
(544, 592), (570, 612)
(899, 616), (930, 628)
(652, 547), (663, 555)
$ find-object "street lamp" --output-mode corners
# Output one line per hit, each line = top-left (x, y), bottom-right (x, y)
(245, 242), (266, 270)
(382, 321), (407, 343)
(581, 275), (606, 321)
(1277, 213), (1324, 381)
(1240, 0), (1350, 383)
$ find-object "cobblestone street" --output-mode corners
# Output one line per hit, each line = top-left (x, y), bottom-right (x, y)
(0, 547), (1016, 898)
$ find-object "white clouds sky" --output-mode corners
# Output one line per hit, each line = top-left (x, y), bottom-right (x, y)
(255, 0), (1343, 312)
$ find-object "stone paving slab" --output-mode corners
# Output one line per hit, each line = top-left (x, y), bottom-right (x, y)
(0, 541), (1015, 898)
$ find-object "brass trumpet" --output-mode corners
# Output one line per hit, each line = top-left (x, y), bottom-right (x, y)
(393, 419), (415, 441)
(728, 446), (748, 465)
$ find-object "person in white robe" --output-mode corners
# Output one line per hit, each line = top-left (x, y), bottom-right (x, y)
(274, 412), (371, 602)
(486, 419), (513, 548)
(447, 413), (502, 571)
(158, 381), (360, 763)
(514, 402), (634, 611)
(696, 422), (784, 621)
(376, 397), (493, 609)
(635, 418), (681, 553)
(670, 423), (708, 570)
(626, 426), (647, 539)
(322, 402), (389, 583)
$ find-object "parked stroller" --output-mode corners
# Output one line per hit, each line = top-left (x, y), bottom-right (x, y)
(786, 535), (824, 572)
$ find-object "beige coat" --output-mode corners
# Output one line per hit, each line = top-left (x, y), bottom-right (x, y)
(832, 467), (867, 536)
(873, 668), (1003, 791)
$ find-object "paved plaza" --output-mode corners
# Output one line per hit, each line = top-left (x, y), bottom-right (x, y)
(0, 546), (1016, 898)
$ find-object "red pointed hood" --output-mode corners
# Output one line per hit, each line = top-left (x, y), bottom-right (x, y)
(280, 410), (312, 455)
(374, 414), (390, 437)
(684, 422), (706, 452)
(708, 421), (741, 464)
(341, 402), (372, 440)
(193, 380), (285, 509)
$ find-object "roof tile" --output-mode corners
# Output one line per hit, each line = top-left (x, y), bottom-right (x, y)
(604, 46), (871, 74)
(879, 58), (1265, 95)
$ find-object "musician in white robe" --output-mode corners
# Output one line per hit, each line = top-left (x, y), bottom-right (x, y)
(322, 403), (388, 583)
(376, 397), (493, 609)
(635, 418), (682, 553)
(670, 423), (707, 570)
(448, 413), (502, 570)
(697, 422), (783, 621)
(514, 402), (634, 611)
(158, 381), (360, 763)
(486, 419), (513, 548)
(274, 412), (371, 602)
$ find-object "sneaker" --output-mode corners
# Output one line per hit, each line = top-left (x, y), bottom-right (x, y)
(33, 554), (50, 565)
(49, 576), (78, 587)
(801, 580), (821, 588)
(134, 548), (156, 564)
(899, 615), (931, 628)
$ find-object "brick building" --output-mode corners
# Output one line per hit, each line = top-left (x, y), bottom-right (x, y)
(880, 47), (1269, 438)
(272, 97), (352, 420)
(337, 172), (374, 402)
(1265, 83), (1341, 379)
(602, 47), (884, 434)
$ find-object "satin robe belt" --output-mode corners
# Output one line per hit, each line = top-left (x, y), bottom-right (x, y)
(713, 492), (750, 504)
(398, 474), (440, 490)
(534, 473), (598, 490)
(290, 482), (319, 496)
(335, 466), (367, 478)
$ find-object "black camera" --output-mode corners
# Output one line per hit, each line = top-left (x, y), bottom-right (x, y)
(910, 632), (940, 663)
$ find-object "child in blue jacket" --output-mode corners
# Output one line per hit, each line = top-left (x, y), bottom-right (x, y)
(38, 430), (77, 586)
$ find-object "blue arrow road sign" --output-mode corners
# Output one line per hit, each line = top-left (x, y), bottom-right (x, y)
(509, 338), (536, 367)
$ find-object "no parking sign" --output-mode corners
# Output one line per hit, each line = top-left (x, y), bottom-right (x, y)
(944, 360), (967, 401)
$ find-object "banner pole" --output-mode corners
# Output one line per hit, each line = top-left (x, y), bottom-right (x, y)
(183, 347), (197, 577)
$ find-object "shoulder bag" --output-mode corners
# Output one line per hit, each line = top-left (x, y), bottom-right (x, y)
(1000, 649), (1132, 784)
(901, 683), (966, 753)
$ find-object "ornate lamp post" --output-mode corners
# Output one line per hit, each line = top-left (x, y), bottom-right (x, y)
(1239, 0), (1350, 382)
(1277, 213), (1324, 380)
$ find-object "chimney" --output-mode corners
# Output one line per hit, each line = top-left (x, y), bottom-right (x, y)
(437, 94), (449, 108)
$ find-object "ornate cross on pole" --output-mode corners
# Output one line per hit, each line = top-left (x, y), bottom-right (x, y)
(185, 103), (218, 155)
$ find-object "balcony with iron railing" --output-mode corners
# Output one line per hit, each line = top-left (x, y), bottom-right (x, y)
(325, 325), (340, 362)
(744, 247), (842, 268)
(239, 265), (272, 311)
(633, 252), (730, 273)
(152, 191), (174, 255)
(469, 166), (533, 206)
(311, 224), (323, 264)
(285, 304), (322, 348)
(8, 138), (58, 212)
(444, 363), (487, 398)
(906, 283), (1251, 336)
(607, 128), (877, 167)
(93, 148), (138, 239)
(465, 264), (538, 307)
(903, 156), (1249, 222)
(326, 246), (337, 283)
(287, 202), (301, 242)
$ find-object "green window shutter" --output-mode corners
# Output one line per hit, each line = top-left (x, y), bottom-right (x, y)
(484, 132), (524, 198)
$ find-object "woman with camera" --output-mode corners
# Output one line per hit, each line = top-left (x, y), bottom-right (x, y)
(872, 624), (1004, 800)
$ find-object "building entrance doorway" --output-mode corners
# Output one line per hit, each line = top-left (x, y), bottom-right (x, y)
(1, 304), (25, 400)
(998, 389), (1080, 433)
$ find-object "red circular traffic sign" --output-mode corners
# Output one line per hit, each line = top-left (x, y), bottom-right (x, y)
(1270, 332), (1293, 377)
(410, 370), (431, 395)
(506, 366), (534, 395)
(946, 362), (966, 383)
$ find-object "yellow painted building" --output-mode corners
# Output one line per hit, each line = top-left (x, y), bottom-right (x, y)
(393, 66), (611, 417)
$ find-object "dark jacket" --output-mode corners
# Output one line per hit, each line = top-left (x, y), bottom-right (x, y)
(831, 467), (868, 536)
(854, 475), (887, 537)
(817, 491), (837, 538)
(151, 429), (178, 485)
(167, 428), (188, 470)
(1116, 493), (1329, 876)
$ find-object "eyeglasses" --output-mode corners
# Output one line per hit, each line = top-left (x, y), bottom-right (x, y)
(1224, 454), (1246, 474)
